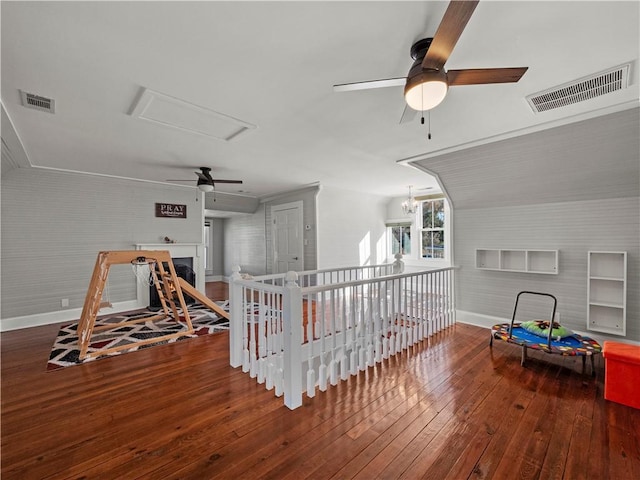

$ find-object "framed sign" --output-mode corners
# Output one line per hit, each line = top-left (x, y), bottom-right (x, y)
(155, 203), (187, 219)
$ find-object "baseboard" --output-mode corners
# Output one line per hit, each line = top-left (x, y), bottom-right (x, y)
(456, 310), (506, 330)
(205, 275), (224, 282)
(0, 300), (142, 332)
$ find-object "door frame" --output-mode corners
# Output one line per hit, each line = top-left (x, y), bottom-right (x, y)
(270, 201), (304, 274)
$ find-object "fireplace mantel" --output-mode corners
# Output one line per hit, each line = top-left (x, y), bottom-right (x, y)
(134, 243), (205, 308)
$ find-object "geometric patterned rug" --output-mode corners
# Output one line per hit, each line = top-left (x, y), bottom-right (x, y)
(46, 302), (229, 371)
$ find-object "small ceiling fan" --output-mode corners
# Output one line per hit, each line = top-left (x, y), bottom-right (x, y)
(333, 0), (528, 122)
(167, 167), (243, 193)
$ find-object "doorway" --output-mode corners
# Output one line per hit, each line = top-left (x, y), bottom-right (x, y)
(271, 201), (304, 274)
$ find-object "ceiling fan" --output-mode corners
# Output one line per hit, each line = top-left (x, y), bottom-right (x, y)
(167, 167), (243, 193)
(333, 0), (528, 122)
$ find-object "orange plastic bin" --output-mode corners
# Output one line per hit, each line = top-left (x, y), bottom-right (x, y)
(603, 341), (640, 410)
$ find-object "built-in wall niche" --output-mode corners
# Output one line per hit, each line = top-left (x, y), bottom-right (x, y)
(587, 251), (627, 336)
(475, 249), (558, 274)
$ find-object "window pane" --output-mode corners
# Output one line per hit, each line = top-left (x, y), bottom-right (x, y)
(432, 230), (445, 258)
(391, 226), (411, 255)
(391, 227), (401, 255)
(401, 227), (411, 255)
(421, 231), (432, 258)
(421, 229), (445, 258)
(422, 201), (433, 228)
(433, 200), (444, 228)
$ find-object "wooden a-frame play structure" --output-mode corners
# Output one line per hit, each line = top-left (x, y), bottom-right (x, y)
(77, 250), (229, 360)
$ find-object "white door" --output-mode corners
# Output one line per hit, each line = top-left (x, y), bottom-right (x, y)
(272, 202), (304, 274)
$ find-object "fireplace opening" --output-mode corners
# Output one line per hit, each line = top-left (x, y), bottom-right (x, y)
(149, 257), (196, 310)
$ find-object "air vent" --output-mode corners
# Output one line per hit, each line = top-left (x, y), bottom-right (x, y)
(526, 64), (630, 113)
(20, 90), (55, 114)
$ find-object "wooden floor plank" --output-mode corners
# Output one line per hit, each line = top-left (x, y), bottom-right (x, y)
(396, 348), (507, 480)
(2, 293), (639, 480)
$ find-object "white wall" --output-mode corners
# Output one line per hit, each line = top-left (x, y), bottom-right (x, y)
(455, 197), (640, 342)
(222, 185), (321, 277)
(1, 167), (203, 328)
(316, 185), (388, 269)
(223, 204), (268, 276)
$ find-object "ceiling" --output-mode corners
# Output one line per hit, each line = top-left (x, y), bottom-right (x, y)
(413, 107), (640, 209)
(2, 1), (639, 199)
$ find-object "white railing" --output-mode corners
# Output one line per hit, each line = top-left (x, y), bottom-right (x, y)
(229, 261), (455, 409)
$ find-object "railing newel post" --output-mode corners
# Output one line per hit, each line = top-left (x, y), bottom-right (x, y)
(283, 271), (303, 409)
(229, 265), (244, 368)
(393, 252), (405, 274)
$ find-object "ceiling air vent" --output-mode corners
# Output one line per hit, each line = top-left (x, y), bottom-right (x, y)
(526, 63), (630, 113)
(20, 90), (55, 114)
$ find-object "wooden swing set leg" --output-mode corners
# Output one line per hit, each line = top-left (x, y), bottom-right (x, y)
(77, 250), (194, 360)
(78, 252), (111, 360)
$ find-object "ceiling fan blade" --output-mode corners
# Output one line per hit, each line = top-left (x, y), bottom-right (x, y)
(195, 171), (210, 182)
(422, 0), (479, 71)
(333, 77), (406, 92)
(211, 179), (243, 184)
(399, 105), (417, 124)
(447, 67), (528, 85)
(166, 179), (194, 182)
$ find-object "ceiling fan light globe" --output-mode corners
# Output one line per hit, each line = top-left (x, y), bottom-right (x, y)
(404, 70), (448, 111)
(198, 183), (214, 193)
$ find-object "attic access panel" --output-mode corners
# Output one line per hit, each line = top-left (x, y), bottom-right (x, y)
(130, 88), (256, 141)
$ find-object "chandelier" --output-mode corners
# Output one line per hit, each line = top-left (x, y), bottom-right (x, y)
(402, 186), (418, 215)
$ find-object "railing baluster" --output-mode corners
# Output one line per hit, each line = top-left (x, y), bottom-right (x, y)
(306, 291), (315, 398)
(420, 274), (424, 341)
(329, 289), (338, 385)
(382, 279), (390, 359)
(374, 281), (382, 364)
(429, 271), (434, 335)
(340, 285), (349, 380)
(438, 270), (443, 332)
(411, 277), (420, 345)
(422, 272), (428, 339)
(318, 290), (327, 391)
(366, 282), (374, 367)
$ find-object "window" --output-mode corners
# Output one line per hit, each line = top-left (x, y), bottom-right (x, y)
(420, 198), (445, 259)
(390, 224), (411, 255)
(388, 194), (448, 263)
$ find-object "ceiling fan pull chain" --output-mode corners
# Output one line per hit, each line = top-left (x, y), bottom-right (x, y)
(427, 111), (432, 140)
(421, 87), (425, 125)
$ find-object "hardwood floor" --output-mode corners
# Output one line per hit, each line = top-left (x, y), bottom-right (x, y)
(2, 287), (639, 479)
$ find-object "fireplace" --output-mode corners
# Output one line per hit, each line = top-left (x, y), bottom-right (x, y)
(134, 243), (205, 309)
(149, 257), (196, 310)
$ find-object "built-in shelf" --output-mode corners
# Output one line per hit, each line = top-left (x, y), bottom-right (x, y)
(587, 251), (626, 336)
(475, 249), (558, 274)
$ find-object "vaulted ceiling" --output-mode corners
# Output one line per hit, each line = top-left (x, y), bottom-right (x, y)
(411, 107), (640, 209)
(2, 1), (639, 199)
